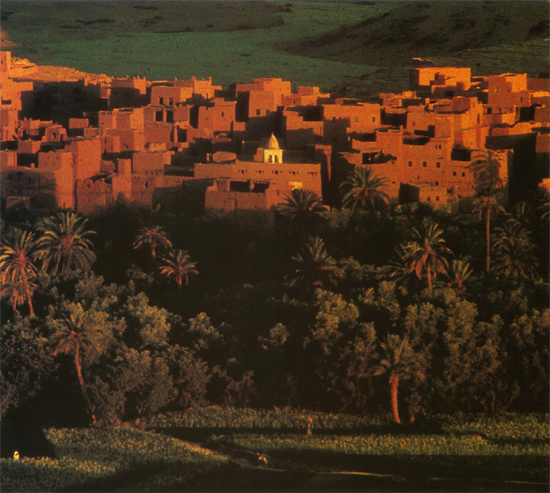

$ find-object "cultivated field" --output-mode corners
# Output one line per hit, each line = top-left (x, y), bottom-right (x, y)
(2, 409), (549, 492)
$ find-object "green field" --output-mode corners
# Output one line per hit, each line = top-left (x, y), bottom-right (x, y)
(2, 1), (392, 94)
(2, 409), (549, 492)
(2, 1), (548, 97)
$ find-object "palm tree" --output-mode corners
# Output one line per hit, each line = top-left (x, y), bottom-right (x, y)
(0, 228), (40, 316)
(285, 236), (344, 292)
(374, 334), (425, 424)
(0, 279), (28, 313)
(469, 150), (505, 272)
(492, 219), (539, 278)
(339, 166), (389, 215)
(36, 212), (96, 277)
(472, 194), (504, 273)
(158, 249), (198, 288)
(387, 244), (413, 284)
(442, 259), (473, 297)
(133, 225), (172, 263)
(50, 304), (101, 425)
(469, 149), (503, 194)
(276, 189), (327, 239)
(402, 223), (452, 295)
(508, 201), (533, 230)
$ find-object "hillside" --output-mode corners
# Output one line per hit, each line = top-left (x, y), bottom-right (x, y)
(1, 1), (548, 98)
(282, 1), (549, 68)
(1, 1), (286, 46)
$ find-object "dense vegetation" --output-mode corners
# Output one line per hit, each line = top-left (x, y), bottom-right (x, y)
(2, 409), (548, 491)
(2, 172), (548, 430)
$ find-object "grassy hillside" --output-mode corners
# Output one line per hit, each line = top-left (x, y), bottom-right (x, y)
(1, 1), (549, 98)
(282, 1), (549, 67)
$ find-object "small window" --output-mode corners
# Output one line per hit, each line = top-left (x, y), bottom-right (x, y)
(159, 97), (164, 105)
(168, 98), (174, 105)
(221, 112), (225, 117)
(436, 196), (440, 201)
(423, 161), (427, 168)
(371, 116), (376, 123)
(408, 161), (413, 167)
(453, 171), (457, 177)
(256, 109), (261, 116)
(462, 172), (465, 177)
(436, 162), (440, 168)
(427, 196), (431, 202)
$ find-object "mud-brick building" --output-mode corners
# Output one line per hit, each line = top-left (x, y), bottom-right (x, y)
(234, 78), (292, 139)
(487, 73), (531, 110)
(1, 148), (75, 209)
(132, 150), (172, 176)
(406, 96), (487, 149)
(97, 108), (146, 154)
(173, 77), (222, 104)
(409, 67), (472, 98)
(338, 126), (511, 209)
(195, 134), (322, 217)
(281, 86), (331, 107)
(283, 100), (381, 150)
(1, 52), (35, 141)
(197, 98), (243, 136)
(107, 76), (148, 109)
(150, 84), (193, 107)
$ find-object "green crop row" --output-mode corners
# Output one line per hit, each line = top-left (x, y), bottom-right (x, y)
(143, 407), (549, 441)
(143, 406), (391, 430)
(2, 427), (227, 492)
(2, 411), (548, 491)
(224, 432), (549, 457)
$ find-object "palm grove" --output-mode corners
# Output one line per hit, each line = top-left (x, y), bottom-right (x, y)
(1, 155), (548, 427)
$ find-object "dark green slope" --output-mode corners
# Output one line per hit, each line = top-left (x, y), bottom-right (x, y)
(283, 1), (549, 67)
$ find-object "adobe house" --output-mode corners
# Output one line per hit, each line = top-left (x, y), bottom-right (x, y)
(2, 148), (75, 209)
(132, 150), (172, 176)
(282, 86), (331, 107)
(1, 58), (35, 140)
(409, 67), (472, 98)
(150, 84), (193, 107)
(400, 183), (452, 212)
(234, 78), (292, 139)
(196, 134), (322, 218)
(173, 76), (222, 104)
(109, 76), (148, 109)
